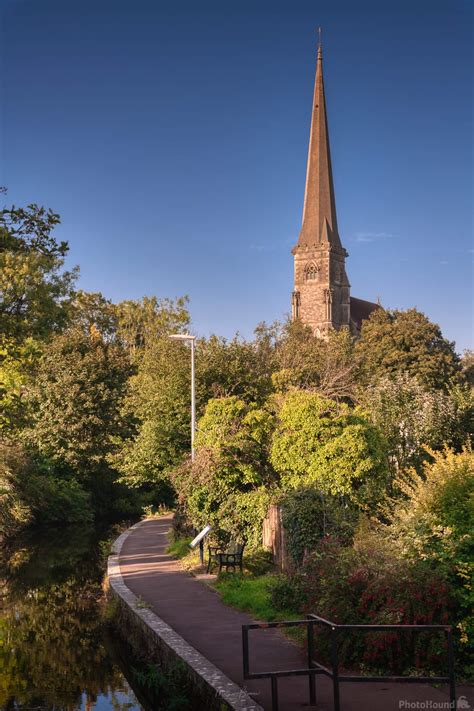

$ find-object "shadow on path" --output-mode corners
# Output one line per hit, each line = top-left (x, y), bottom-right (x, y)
(119, 516), (472, 711)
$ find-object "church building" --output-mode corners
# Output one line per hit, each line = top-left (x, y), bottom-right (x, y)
(291, 41), (378, 336)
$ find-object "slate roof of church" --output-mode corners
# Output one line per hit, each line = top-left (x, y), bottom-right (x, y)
(350, 297), (380, 332)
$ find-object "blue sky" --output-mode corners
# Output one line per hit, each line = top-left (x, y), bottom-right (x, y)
(1, 0), (472, 351)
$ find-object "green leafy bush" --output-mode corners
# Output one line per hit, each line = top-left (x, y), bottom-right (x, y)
(278, 448), (474, 678)
(271, 391), (389, 507)
(34, 476), (93, 525)
(0, 440), (96, 534)
(386, 448), (474, 675)
(0, 441), (34, 539)
(270, 574), (306, 612)
(280, 487), (359, 565)
(172, 397), (276, 547)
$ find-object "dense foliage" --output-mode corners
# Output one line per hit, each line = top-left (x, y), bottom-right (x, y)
(298, 534), (456, 675)
(1, 203), (76, 342)
(272, 322), (358, 399)
(30, 329), (132, 474)
(358, 373), (472, 475)
(268, 449), (474, 677)
(356, 308), (460, 391)
(279, 488), (358, 566)
(1, 195), (472, 677)
(0, 197), (190, 537)
(171, 397), (275, 547)
(386, 448), (474, 675)
(271, 391), (388, 506)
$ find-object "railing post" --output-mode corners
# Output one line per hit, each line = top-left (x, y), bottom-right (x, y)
(447, 628), (456, 709)
(242, 626), (249, 678)
(331, 625), (340, 711)
(271, 674), (279, 711)
(242, 618), (457, 711)
(307, 617), (316, 705)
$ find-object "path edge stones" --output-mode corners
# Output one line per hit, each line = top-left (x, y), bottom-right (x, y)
(107, 518), (263, 711)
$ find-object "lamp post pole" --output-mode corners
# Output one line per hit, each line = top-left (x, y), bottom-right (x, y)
(190, 336), (195, 460)
(169, 334), (196, 461)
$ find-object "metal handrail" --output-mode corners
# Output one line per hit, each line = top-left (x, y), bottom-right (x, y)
(242, 614), (456, 711)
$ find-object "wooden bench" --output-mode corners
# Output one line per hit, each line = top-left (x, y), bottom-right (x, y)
(207, 542), (245, 573)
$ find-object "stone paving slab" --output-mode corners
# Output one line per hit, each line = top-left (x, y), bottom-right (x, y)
(118, 516), (473, 711)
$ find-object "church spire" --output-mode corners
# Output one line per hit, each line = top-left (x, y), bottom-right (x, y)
(298, 32), (341, 248)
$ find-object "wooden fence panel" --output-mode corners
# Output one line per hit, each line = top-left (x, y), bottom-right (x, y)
(262, 505), (291, 572)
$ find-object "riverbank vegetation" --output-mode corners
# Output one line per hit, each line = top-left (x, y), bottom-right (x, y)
(1, 197), (473, 677)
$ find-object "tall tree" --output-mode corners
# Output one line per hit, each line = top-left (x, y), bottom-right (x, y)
(110, 297), (192, 487)
(115, 295), (190, 355)
(111, 335), (191, 487)
(172, 396), (275, 546)
(0, 201), (77, 343)
(113, 315), (273, 488)
(460, 350), (474, 386)
(195, 334), (273, 405)
(0, 338), (41, 433)
(30, 329), (132, 478)
(271, 320), (358, 400)
(69, 290), (117, 340)
(358, 373), (469, 475)
(355, 308), (460, 391)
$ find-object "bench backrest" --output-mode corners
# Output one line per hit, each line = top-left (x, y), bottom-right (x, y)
(227, 541), (245, 556)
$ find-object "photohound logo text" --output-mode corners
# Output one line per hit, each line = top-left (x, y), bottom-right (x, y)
(398, 698), (470, 710)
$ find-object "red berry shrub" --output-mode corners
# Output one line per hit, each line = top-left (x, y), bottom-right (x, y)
(300, 536), (455, 675)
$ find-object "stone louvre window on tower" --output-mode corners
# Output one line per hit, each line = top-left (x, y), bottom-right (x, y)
(305, 263), (319, 281)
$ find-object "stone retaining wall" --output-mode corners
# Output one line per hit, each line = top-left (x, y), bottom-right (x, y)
(107, 521), (263, 711)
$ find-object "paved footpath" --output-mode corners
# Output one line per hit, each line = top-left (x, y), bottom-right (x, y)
(119, 516), (473, 711)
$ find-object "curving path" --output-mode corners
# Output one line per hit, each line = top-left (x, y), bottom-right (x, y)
(119, 515), (472, 711)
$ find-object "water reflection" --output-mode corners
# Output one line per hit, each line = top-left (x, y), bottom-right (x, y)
(0, 522), (145, 711)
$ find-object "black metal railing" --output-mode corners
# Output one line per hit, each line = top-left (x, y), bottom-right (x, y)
(242, 614), (456, 711)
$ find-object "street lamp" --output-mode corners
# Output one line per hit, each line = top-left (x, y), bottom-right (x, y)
(168, 334), (196, 460)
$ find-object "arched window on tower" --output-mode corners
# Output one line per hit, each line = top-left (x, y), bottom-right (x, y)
(305, 262), (319, 281)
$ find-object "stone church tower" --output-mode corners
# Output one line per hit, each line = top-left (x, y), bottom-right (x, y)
(292, 43), (356, 336)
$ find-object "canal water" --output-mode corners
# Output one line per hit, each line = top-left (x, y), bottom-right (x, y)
(0, 522), (150, 711)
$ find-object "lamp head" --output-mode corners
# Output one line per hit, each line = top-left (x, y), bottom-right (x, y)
(168, 333), (195, 341)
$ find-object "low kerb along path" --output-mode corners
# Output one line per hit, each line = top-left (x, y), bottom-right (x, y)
(119, 515), (469, 711)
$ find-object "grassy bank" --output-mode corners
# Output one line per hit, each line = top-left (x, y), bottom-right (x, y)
(167, 537), (303, 641)
(166, 536), (192, 559)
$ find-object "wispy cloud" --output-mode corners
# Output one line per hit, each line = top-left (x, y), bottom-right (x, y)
(354, 231), (393, 243)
